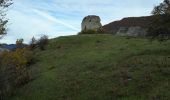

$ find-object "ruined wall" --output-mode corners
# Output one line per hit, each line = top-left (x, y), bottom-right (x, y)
(81, 15), (102, 31)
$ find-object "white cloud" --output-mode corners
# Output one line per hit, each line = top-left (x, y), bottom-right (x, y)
(32, 9), (79, 31)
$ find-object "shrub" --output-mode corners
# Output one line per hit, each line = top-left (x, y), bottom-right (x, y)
(29, 37), (37, 50)
(37, 35), (49, 50)
(16, 38), (24, 48)
(1, 48), (32, 85)
(0, 48), (33, 98)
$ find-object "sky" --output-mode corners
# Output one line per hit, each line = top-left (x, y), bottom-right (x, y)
(0, 0), (162, 44)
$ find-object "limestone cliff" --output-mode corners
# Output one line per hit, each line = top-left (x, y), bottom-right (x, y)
(102, 16), (154, 37)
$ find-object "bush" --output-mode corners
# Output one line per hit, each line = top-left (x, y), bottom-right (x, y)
(37, 35), (49, 50)
(29, 37), (37, 50)
(16, 39), (24, 47)
(0, 48), (33, 98)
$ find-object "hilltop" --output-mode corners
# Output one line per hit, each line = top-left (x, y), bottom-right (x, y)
(80, 15), (155, 36)
(9, 34), (170, 100)
(102, 16), (156, 36)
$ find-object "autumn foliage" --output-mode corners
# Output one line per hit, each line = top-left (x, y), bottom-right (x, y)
(0, 48), (33, 98)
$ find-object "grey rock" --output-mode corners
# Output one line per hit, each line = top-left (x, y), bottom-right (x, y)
(116, 26), (147, 37)
(116, 27), (129, 36)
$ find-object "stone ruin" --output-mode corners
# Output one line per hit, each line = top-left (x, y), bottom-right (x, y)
(81, 15), (102, 32)
(81, 15), (151, 37)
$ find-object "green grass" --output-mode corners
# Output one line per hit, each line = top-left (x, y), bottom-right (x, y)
(9, 34), (170, 100)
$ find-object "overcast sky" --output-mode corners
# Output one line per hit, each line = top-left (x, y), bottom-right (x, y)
(0, 0), (162, 44)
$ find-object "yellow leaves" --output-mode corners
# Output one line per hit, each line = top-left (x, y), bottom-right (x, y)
(0, 48), (33, 86)
(1, 48), (33, 68)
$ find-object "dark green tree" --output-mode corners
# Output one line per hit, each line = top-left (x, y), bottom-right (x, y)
(29, 36), (37, 50)
(0, 0), (13, 38)
(37, 35), (49, 50)
(152, 0), (170, 15)
(0, 1), (13, 98)
(148, 0), (170, 40)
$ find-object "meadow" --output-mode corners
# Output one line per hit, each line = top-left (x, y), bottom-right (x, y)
(9, 34), (170, 100)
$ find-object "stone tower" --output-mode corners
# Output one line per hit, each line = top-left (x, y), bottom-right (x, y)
(81, 15), (102, 31)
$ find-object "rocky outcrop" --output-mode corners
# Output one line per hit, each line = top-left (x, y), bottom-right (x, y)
(102, 16), (154, 37)
(116, 26), (147, 36)
(81, 15), (102, 32)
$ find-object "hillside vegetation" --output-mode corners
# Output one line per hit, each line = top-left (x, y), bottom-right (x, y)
(9, 34), (170, 100)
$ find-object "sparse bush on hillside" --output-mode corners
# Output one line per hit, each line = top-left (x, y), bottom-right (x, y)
(37, 35), (49, 50)
(29, 37), (37, 50)
(16, 38), (24, 48)
(0, 48), (33, 99)
(29, 35), (49, 51)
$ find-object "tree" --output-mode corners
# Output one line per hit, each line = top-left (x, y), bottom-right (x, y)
(152, 0), (170, 15)
(37, 35), (49, 50)
(16, 38), (24, 48)
(0, 0), (13, 38)
(29, 36), (37, 50)
(148, 0), (170, 40)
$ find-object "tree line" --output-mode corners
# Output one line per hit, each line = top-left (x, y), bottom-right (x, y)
(148, 0), (170, 40)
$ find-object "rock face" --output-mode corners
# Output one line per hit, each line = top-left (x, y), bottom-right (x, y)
(81, 15), (102, 31)
(116, 26), (147, 36)
(102, 16), (154, 37)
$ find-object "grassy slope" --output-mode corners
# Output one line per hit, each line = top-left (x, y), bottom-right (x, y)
(10, 34), (170, 100)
